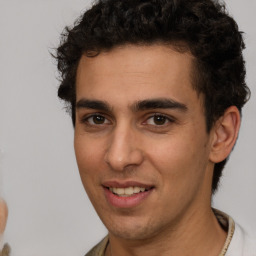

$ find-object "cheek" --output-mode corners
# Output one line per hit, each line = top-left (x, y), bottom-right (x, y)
(74, 134), (104, 183)
(74, 135), (108, 209)
(147, 131), (210, 191)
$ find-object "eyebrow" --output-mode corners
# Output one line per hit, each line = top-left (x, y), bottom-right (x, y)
(132, 98), (188, 112)
(76, 99), (112, 112)
(76, 98), (187, 112)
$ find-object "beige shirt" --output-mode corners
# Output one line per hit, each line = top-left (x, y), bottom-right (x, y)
(85, 209), (236, 256)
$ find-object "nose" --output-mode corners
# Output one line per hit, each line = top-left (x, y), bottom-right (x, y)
(104, 125), (144, 171)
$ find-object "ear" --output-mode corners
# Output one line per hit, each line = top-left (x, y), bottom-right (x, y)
(209, 106), (241, 164)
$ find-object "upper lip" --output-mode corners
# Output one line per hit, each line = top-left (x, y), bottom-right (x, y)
(102, 180), (154, 189)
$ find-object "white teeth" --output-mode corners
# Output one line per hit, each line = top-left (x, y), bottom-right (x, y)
(133, 187), (140, 193)
(109, 186), (149, 196)
(116, 188), (124, 194)
(124, 187), (134, 195)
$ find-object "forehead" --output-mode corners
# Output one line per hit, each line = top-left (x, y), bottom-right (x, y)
(76, 44), (199, 107)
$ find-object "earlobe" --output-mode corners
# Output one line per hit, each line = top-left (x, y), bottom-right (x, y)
(209, 106), (241, 163)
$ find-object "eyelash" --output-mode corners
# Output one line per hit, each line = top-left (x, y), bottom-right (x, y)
(80, 113), (111, 126)
(79, 113), (175, 128)
(144, 114), (175, 126)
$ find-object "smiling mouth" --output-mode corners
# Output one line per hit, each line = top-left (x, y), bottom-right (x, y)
(107, 186), (152, 197)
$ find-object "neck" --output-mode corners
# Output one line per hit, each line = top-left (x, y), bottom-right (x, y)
(106, 207), (227, 256)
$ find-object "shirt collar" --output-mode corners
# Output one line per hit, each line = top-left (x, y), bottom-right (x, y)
(213, 208), (235, 256)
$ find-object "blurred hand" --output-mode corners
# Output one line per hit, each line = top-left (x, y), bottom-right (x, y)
(0, 198), (7, 235)
(0, 198), (10, 256)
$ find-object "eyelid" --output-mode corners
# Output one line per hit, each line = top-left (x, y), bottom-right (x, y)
(80, 112), (112, 125)
(143, 113), (175, 124)
(78, 111), (176, 127)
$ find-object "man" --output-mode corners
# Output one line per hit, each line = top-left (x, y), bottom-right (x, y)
(55, 0), (254, 255)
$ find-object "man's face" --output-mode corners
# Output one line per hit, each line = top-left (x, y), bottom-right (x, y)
(74, 45), (215, 240)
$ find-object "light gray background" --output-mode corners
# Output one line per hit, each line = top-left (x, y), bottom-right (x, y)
(0, 1), (255, 255)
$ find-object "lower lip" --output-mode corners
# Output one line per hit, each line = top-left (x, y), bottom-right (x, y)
(104, 187), (153, 208)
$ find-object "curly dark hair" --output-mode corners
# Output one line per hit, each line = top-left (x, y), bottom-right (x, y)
(55, 0), (250, 193)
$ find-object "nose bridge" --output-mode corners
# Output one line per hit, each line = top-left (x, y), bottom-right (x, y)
(104, 122), (143, 171)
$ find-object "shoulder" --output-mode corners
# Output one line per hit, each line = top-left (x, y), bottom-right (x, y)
(84, 236), (109, 256)
(213, 209), (256, 255)
(226, 221), (256, 256)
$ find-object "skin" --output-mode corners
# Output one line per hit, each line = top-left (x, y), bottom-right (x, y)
(0, 198), (7, 235)
(74, 44), (239, 256)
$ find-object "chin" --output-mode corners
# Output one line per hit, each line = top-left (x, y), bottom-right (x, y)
(106, 216), (160, 241)
(110, 227), (150, 240)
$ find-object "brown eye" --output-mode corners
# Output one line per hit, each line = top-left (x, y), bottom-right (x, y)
(85, 115), (110, 125)
(145, 114), (173, 126)
(93, 115), (105, 124)
(153, 115), (167, 125)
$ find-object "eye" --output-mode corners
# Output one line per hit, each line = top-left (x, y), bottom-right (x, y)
(83, 114), (111, 125)
(146, 114), (173, 126)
